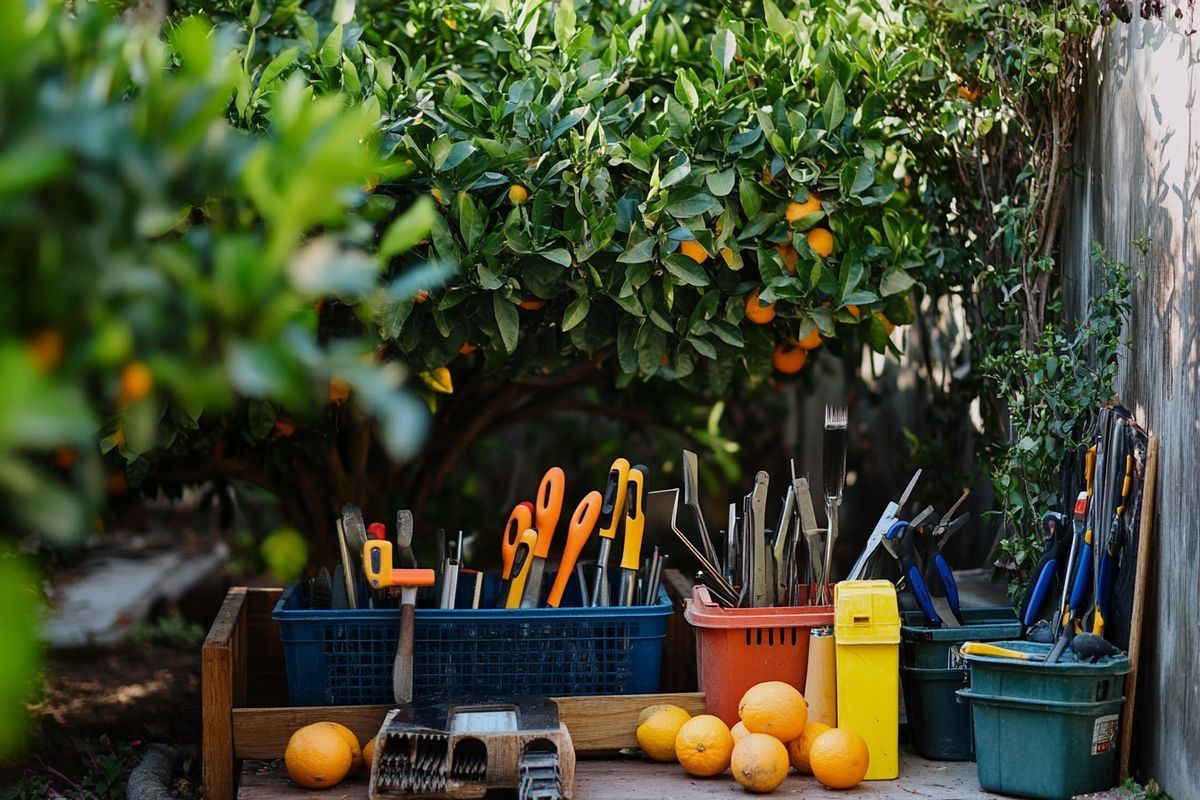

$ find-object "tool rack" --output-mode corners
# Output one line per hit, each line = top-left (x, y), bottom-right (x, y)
(201, 585), (703, 800)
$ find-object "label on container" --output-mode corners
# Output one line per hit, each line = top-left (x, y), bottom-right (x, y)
(1091, 714), (1120, 755)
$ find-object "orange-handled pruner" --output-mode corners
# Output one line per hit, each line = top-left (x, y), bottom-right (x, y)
(505, 529), (539, 609)
(547, 491), (602, 607)
(534, 467), (566, 558)
(363, 540), (436, 590)
(501, 501), (534, 580)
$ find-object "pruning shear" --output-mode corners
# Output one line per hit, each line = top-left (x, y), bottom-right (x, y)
(1019, 510), (1069, 629)
(885, 518), (942, 625)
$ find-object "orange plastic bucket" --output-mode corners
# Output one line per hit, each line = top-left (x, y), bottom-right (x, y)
(683, 585), (835, 726)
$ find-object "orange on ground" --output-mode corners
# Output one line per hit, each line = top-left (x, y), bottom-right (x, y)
(679, 239), (708, 264)
(798, 326), (823, 350)
(809, 728), (870, 790)
(518, 298), (545, 311)
(807, 227), (834, 258)
(738, 681), (808, 743)
(284, 723), (353, 789)
(731, 733), (790, 793)
(786, 194), (822, 223)
(786, 721), (831, 774)
(27, 329), (64, 372)
(875, 312), (896, 334)
(636, 704), (692, 762)
(675, 714), (734, 777)
(775, 243), (799, 274)
(329, 378), (351, 405)
(316, 721), (363, 775)
(363, 736), (376, 771)
(508, 184), (529, 204)
(731, 721), (750, 742)
(744, 291), (776, 325)
(119, 361), (154, 404)
(772, 343), (807, 375)
(459, 343), (477, 355)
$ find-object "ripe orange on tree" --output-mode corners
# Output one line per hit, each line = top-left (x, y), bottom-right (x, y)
(774, 243), (799, 274)
(807, 227), (834, 258)
(459, 342), (477, 355)
(798, 325), (822, 350)
(731, 733), (790, 793)
(679, 239), (708, 264)
(786, 194), (822, 223)
(508, 184), (529, 204)
(772, 343), (807, 375)
(744, 290), (776, 325)
(119, 361), (154, 404)
(518, 297), (545, 311)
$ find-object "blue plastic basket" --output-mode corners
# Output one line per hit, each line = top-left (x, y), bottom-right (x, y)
(273, 574), (674, 706)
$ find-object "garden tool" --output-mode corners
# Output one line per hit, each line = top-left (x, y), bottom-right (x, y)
(522, 466), (565, 607)
(498, 502), (533, 608)
(960, 642), (1045, 662)
(771, 484), (795, 604)
(363, 539), (436, 704)
(725, 502), (737, 585)
(916, 504), (969, 626)
(1019, 511), (1069, 629)
(682, 449), (722, 569)
(590, 457), (630, 607)
(335, 517), (358, 609)
(805, 627), (837, 726)
(792, 471), (822, 605)
(886, 521), (942, 624)
(617, 465), (648, 606)
(1093, 441), (1133, 636)
(1048, 491), (1092, 663)
(644, 549), (666, 604)
(440, 531), (462, 609)
(847, 469), (922, 581)
(648, 488), (736, 601)
(368, 522), (387, 540)
(750, 471), (770, 607)
(396, 509), (417, 569)
(546, 491), (601, 607)
(506, 529), (538, 609)
(311, 566), (333, 609)
(820, 405), (848, 604)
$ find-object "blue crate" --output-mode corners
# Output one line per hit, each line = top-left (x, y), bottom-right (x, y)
(273, 574), (674, 706)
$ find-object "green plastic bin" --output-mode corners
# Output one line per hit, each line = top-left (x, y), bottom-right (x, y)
(899, 606), (1022, 760)
(958, 641), (1130, 799)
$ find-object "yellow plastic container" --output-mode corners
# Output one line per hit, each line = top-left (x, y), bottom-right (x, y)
(834, 580), (900, 780)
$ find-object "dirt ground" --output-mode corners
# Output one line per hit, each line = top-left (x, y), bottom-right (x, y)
(1, 642), (204, 797)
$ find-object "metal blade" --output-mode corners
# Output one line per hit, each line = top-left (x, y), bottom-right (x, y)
(682, 450), (722, 568)
(751, 471), (769, 607)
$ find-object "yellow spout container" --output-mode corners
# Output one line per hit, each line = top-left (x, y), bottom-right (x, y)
(834, 580), (900, 780)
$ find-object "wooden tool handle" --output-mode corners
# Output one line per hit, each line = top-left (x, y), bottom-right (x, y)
(393, 597), (416, 704)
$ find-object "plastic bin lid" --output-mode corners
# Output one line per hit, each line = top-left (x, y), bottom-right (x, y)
(683, 585), (834, 628)
(958, 640), (1131, 675)
(900, 606), (1023, 641)
(834, 580), (900, 644)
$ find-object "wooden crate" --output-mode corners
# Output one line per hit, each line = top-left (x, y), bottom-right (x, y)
(201, 587), (704, 800)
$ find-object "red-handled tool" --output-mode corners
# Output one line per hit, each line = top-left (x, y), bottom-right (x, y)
(367, 522), (388, 540)
(521, 467), (566, 608)
(547, 491), (602, 607)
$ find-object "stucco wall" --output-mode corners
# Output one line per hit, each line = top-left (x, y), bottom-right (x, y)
(1059, 14), (1199, 797)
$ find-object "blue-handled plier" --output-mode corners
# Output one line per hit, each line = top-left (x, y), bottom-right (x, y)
(1018, 511), (1069, 629)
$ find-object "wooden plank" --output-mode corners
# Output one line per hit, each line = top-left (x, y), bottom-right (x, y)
(238, 755), (991, 799)
(232, 693), (706, 759)
(1119, 433), (1158, 781)
(203, 587), (248, 800)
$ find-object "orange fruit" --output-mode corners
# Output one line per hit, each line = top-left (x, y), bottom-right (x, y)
(675, 714), (734, 777)
(847, 304), (861, 318)
(518, 297), (545, 311)
(731, 733), (790, 793)
(415, 289), (431, 303)
(809, 728), (870, 790)
(284, 722), (353, 789)
(786, 194), (822, 223)
(273, 417), (297, 438)
(508, 184), (529, 204)
(731, 721), (750, 742)
(119, 361), (154, 404)
(27, 329), (64, 372)
(744, 291), (776, 325)
(54, 447), (79, 469)
(738, 681), (808, 743)
(875, 311), (896, 334)
(636, 704), (691, 762)
(798, 326), (823, 350)
(315, 721), (362, 775)
(774, 243), (799, 274)
(785, 721), (831, 774)
(957, 83), (982, 101)
(329, 378), (351, 405)
(772, 343), (807, 374)
(807, 227), (834, 258)
(459, 342), (477, 355)
(679, 239), (708, 264)
(363, 736), (376, 771)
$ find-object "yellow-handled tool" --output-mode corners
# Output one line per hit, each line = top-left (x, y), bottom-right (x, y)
(590, 457), (630, 606)
(362, 541), (436, 704)
(547, 491), (601, 608)
(960, 642), (1045, 662)
(617, 465), (647, 606)
(506, 529), (538, 609)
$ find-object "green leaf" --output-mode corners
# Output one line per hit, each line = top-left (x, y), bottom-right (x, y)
(562, 294), (590, 331)
(247, 400), (277, 442)
(618, 229), (657, 263)
(258, 46), (299, 91)
(456, 191), (484, 249)
(764, 0), (792, 39)
(380, 297), (415, 340)
(689, 337), (718, 359)
(675, 70), (700, 110)
(661, 153), (691, 189)
(664, 192), (717, 218)
(880, 267), (916, 296)
(706, 169), (736, 197)
(711, 29), (737, 80)
(332, 0), (355, 23)
(663, 255), (709, 287)
(739, 180), (762, 217)
(553, 0), (576, 49)
(379, 197), (435, 259)
(541, 248), (572, 267)
(824, 81), (846, 130)
(431, 138), (477, 172)
(320, 23), (343, 68)
(493, 294), (520, 353)
(850, 155), (876, 194)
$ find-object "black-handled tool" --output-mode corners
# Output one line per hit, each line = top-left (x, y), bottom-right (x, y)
(1019, 511), (1068, 629)
(887, 522), (940, 624)
(1093, 451), (1133, 636)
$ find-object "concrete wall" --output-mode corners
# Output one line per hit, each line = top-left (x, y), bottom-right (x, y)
(1059, 15), (1199, 798)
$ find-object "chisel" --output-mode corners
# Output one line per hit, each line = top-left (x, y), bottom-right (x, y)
(590, 457), (630, 606)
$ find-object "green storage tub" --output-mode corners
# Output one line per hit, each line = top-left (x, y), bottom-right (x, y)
(958, 641), (1130, 799)
(899, 606), (1022, 761)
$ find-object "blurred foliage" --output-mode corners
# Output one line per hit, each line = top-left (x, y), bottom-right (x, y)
(0, 554), (41, 761)
(132, 614), (207, 647)
(1, 734), (142, 799)
(259, 526), (308, 581)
